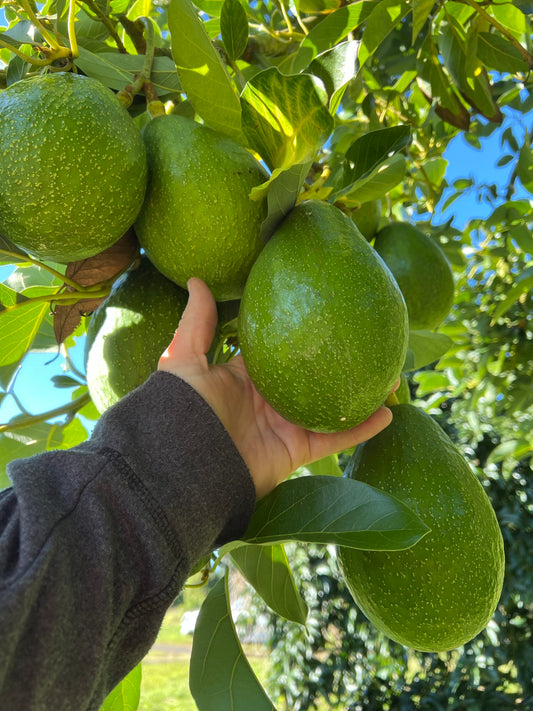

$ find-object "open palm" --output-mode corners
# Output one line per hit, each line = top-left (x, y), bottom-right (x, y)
(158, 278), (393, 499)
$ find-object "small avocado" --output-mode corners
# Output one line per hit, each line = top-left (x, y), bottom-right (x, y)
(373, 222), (455, 331)
(134, 115), (268, 301)
(337, 404), (505, 652)
(0, 72), (147, 263)
(238, 200), (409, 433)
(351, 199), (382, 241)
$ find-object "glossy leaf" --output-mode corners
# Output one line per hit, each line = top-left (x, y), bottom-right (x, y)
(403, 330), (454, 372)
(258, 161), (312, 243)
(241, 67), (333, 172)
(240, 475), (429, 550)
(220, 0), (248, 62)
(230, 543), (308, 624)
(168, 0), (243, 142)
(101, 664), (142, 711)
(189, 573), (275, 711)
(338, 154), (407, 205)
(358, 0), (411, 69)
(309, 40), (359, 114)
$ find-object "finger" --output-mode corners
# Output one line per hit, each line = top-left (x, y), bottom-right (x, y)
(308, 406), (393, 464)
(392, 377), (401, 392)
(159, 278), (218, 363)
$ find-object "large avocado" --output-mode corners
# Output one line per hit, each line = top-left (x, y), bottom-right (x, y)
(238, 200), (409, 433)
(0, 72), (147, 263)
(134, 115), (268, 301)
(373, 222), (455, 331)
(337, 404), (505, 652)
(85, 258), (189, 413)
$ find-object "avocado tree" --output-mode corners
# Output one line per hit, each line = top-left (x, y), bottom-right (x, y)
(0, 1), (531, 709)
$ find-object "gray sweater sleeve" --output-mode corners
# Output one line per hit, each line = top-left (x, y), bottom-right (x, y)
(0, 371), (256, 711)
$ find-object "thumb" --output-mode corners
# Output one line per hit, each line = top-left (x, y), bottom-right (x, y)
(159, 278), (218, 365)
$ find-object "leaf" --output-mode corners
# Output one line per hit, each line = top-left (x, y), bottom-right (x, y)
(230, 543), (308, 624)
(168, 0), (243, 142)
(290, 2), (374, 73)
(491, 266), (533, 322)
(239, 475), (429, 551)
(517, 141), (533, 194)
(189, 573), (275, 711)
(337, 153), (407, 205)
(74, 46), (182, 97)
(487, 439), (533, 465)
(53, 231), (140, 344)
(309, 40), (359, 114)
(413, 370), (451, 397)
(258, 161), (311, 243)
(101, 664), (142, 711)
(220, 0), (249, 63)
(341, 125), (411, 190)
(306, 454), (343, 477)
(0, 424), (62, 479)
(416, 34), (466, 116)
(476, 32), (529, 74)
(510, 224), (533, 254)
(358, 0), (411, 70)
(412, 0), (435, 43)
(403, 330), (454, 372)
(241, 67), (333, 172)
(0, 235), (29, 263)
(0, 285), (52, 367)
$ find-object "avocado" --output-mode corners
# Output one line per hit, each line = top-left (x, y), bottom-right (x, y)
(337, 404), (505, 652)
(373, 222), (455, 331)
(351, 199), (382, 241)
(238, 200), (409, 433)
(85, 258), (189, 413)
(134, 114), (268, 301)
(0, 72), (147, 263)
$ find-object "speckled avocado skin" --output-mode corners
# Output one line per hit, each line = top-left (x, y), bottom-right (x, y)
(238, 200), (409, 433)
(85, 257), (188, 413)
(0, 72), (147, 263)
(374, 222), (455, 331)
(337, 404), (505, 652)
(134, 114), (268, 301)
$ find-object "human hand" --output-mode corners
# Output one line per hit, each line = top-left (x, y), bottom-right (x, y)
(158, 278), (394, 499)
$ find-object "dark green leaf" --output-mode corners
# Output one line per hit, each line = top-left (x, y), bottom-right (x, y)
(412, 0), (435, 43)
(290, 2), (374, 73)
(190, 573), (275, 711)
(337, 153), (407, 205)
(240, 475), (429, 550)
(491, 266), (533, 321)
(241, 67), (333, 172)
(51, 375), (84, 389)
(6, 53), (29, 87)
(0, 235), (29, 263)
(477, 32), (529, 74)
(258, 161), (311, 243)
(358, 0), (411, 70)
(510, 224), (533, 254)
(517, 142), (533, 193)
(309, 40), (359, 114)
(101, 664), (142, 711)
(416, 35), (465, 115)
(168, 0), (243, 142)
(220, 0), (249, 62)
(231, 543), (308, 624)
(403, 330), (454, 372)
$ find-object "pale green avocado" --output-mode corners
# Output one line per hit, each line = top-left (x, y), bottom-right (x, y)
(351, 199), (382, 241)
(238, 200), (409, 433)
(134, 115), (268, 301)
(373, 222), (455, 331)
(0, 72), (147, 263)
(337, 404), (505, 652)
(85, 258), (189, 413)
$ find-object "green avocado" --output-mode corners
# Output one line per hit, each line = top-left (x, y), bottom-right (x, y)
(337, 404), (505, 652)
(134, 114), (268, 301)
(373, 222), (455, 331)
(238, 200), (409, 433)
(351, 199), (382, 241)
(0, 72), (147, 263)
(85, 258), (189, 413)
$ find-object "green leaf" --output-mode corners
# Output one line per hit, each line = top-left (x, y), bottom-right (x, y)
(230, 543), (308, 624)
(0, 285), (51, 367)
(0, 235), (29, 263)
(491, 266), (533, 321)
(74, 46), (181, 97)
(342, 125), (411, 189)
(241, 67), (333, 171)
(476, 32), (529, 74)
(0, 424), (62, 480)
(338, 153), (407, 205)
(220, 0), (249, 62)
(240, 475), (429, 550)
(412, 0), (435, 43)
(487, 439), (533, 465)
(168, 0), (243, 142)
(358, 0), (411, 70)
(416, 35), (465, 115)
(413, 370), (452, 397)
(189, 573), (275, 711)
(101, 664), (142, 711)
(306, 454), (343, 477)
(510, 224), (533, 254)
(403, 330), (454, 372)
(517, 142), (533, 193)
(309, 40), (359, 114)
(420, 156), (448, 188)
(258, 161), (311, 243)
(290, 1), (374, 73)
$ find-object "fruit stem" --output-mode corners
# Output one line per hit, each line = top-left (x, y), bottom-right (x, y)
(20, 0), (63, 51)
(67, 0), (79, 58)
(0, 39), (54, 66)
(0, 392), (91, 433)
(79, 0), (127, 53)
(385, 392), (400, 407)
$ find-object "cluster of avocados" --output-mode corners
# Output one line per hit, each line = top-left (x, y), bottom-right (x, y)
(0, 72), (504, 653)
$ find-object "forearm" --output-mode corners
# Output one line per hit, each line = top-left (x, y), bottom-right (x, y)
(0, 372), (256, 711)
